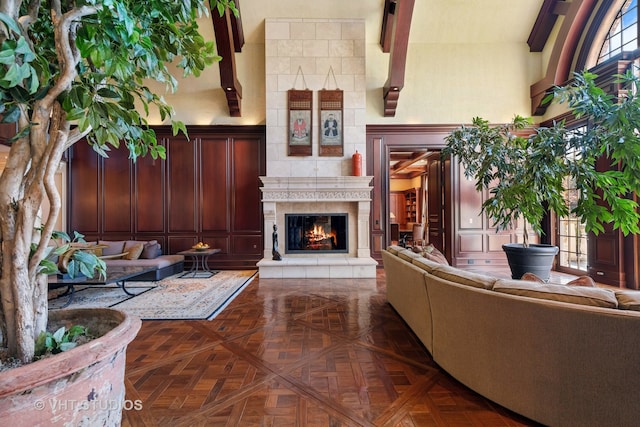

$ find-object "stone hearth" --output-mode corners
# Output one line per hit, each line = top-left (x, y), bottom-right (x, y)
(257, 176), (377, 278)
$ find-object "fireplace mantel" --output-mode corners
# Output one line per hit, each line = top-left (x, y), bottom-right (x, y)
(260, 176), (374, 202)
(257, 176), (377, 278)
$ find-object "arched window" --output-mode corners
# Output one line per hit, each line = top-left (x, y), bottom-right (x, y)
(597, 0), (638, 64)
(553, 1), (640, 276)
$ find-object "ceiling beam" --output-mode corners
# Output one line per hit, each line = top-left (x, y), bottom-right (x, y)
(230, 0), (245, 52)
(379, 0), (395, 53)
(382, 0), (415, 117)
(212, 5), (244, 116)
(391, 151), (432, 175)
(528, 0), (565, 52)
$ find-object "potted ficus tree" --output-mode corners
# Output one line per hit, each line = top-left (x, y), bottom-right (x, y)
(0, 0), (236, 424)
(443, 70), (640, 281)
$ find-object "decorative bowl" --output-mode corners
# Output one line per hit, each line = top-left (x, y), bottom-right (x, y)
(192, 244), (209, 251)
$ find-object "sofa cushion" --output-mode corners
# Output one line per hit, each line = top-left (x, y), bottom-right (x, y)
(124, 241), (145, 260)
(493, 279), (618, 309)
(417, 244), (448, 265)
(430, 265), (497, 290)
(103, 254), (183, 270)
(397, 248), (422, 262)
(615, 290), (640, 311)
(386, 245), (404, 255)
(411, 256), (441, 273)
(99, 240), (125, 256)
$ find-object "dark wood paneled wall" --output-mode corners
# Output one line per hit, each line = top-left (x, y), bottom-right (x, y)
(587, 155), (626, 287)
(367, 125), (457, 264)
(367, 124), (516, 269)
(450, 160), (531, 268)
(68, 125), (265, 270)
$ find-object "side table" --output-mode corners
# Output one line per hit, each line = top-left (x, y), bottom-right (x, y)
(177, 248), (221, 278)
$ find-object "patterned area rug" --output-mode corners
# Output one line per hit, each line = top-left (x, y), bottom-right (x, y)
(48, 270), (257, 320)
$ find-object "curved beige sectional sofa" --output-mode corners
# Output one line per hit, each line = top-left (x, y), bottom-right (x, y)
(382, 245), (640, 427)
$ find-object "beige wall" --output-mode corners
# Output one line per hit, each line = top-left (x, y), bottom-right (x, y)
(159, 36), (544, 127)
(143, 1), (553, 127)
(367, 43), (542, 124)
(390, 177), (421, 192)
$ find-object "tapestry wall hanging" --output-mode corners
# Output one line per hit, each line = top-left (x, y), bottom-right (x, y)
(288, 67), (312, 156)
(319, 67), (343, 156)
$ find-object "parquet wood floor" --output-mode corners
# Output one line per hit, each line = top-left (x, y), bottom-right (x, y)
(122, 269), (542, 426)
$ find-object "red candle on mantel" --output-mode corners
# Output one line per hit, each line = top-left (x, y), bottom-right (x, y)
(352, 150), (362, 176)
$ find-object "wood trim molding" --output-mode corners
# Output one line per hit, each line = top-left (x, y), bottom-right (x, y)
(382, 0), (415, 117)
(530, 0), (598, 115)
(574, 0), (625, 72)
(368, 123), (458, 135)
(212, 6), (243, 117)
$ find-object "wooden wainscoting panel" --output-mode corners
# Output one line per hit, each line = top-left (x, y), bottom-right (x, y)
(135, 148), (165, 233)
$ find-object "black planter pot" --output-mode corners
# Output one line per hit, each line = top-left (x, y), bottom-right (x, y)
(502, 243), (559, 281)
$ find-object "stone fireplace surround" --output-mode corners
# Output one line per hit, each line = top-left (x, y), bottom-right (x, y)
(257, 176), (377, 278)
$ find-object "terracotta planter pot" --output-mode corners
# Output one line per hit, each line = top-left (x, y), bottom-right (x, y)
(0, 308), (141, 425)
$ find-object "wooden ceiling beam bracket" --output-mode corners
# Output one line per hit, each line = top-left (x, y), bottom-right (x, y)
(230, 0), (245, 52)
(382, 0), (415, 117)
(379, 0), (396, 53)
(212, 5), (244, 117)
(528, 0), (566, 52)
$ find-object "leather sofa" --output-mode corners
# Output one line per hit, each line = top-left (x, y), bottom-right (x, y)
(382, 245), (640, 427)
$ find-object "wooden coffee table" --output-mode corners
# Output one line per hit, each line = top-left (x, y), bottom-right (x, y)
(176, 248), (221, 278)
(48, 265), (156, 308)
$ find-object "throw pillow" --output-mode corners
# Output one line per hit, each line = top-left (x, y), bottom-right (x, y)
(91, 246), (104, 257)
(124, 242), (144, 260)
(421, 244), (448, 265)
(521, 272), (545, 283)
(522, 272), (595, 287)
(99, 240), (125, 256)
(566, 276), (596, 287)
(141, 241), (160, 259)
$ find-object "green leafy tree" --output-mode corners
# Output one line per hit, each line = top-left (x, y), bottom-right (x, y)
(443, 71), (640, 248)
(0, 0), (237, 363)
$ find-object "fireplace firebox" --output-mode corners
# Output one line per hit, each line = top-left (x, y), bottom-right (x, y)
(285, 213), (348, 254)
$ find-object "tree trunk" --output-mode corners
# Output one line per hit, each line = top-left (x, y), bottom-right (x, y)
(0, 104), (66, 363)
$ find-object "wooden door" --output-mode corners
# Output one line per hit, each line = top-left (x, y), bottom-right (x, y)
(427, 159), (444, 252)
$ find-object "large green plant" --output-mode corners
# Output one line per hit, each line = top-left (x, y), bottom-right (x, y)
(0, 0), (236, 363)
(443, 70), (640, 247)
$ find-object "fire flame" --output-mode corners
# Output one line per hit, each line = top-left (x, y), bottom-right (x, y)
(306, 224), (337, 244)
